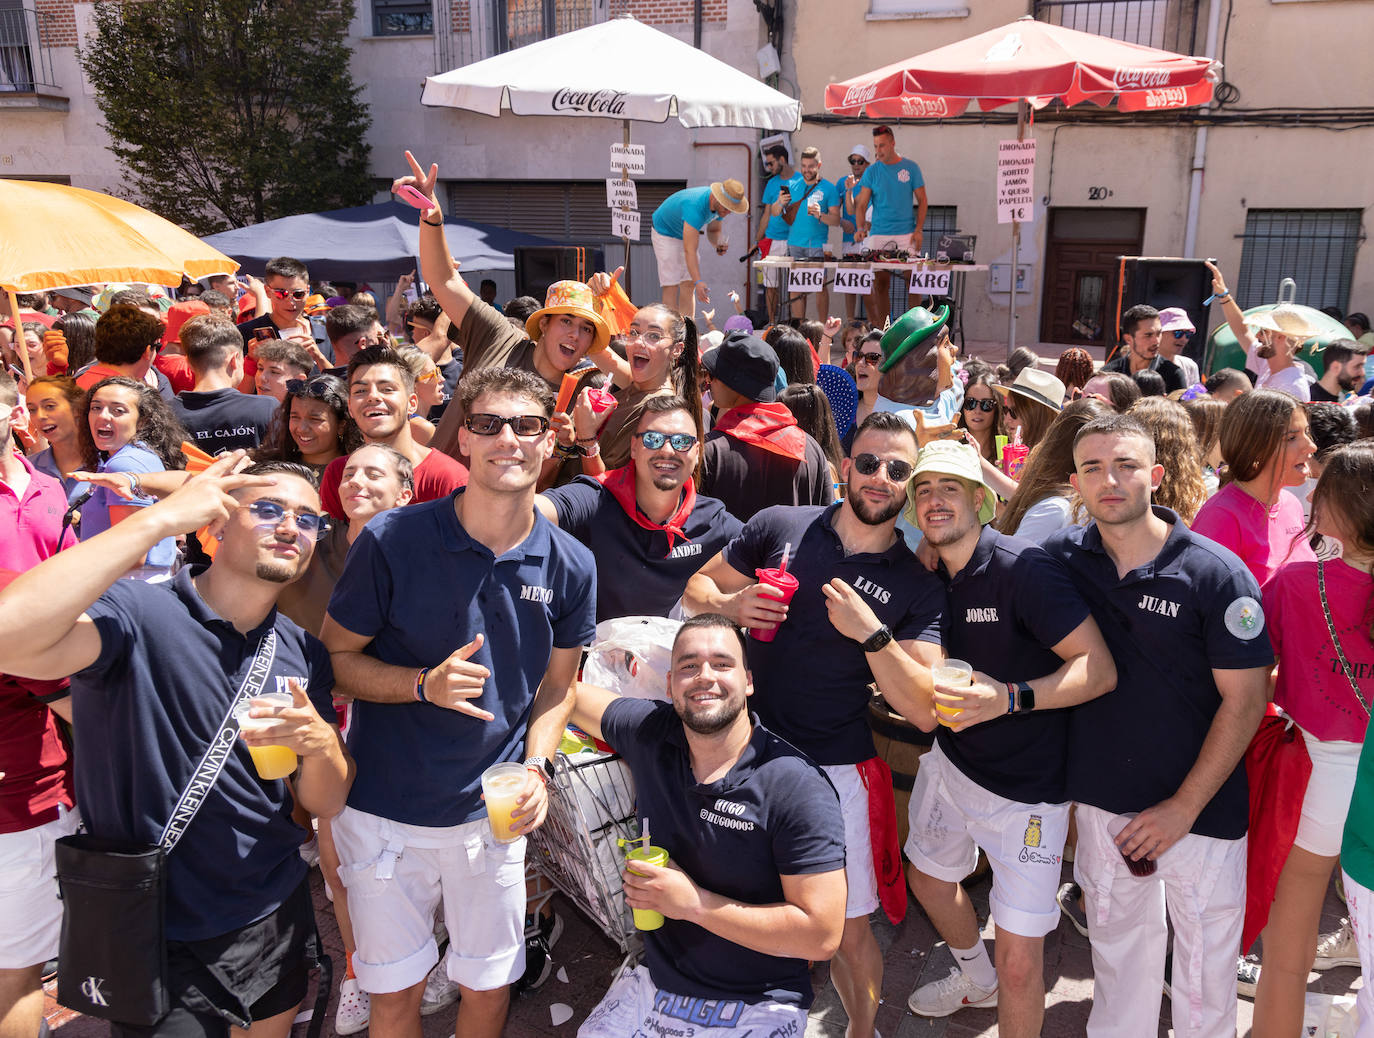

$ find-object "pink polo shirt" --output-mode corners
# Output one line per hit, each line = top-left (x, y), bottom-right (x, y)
(1192, 481), (1316, 589)
(0, 452), (76, 572)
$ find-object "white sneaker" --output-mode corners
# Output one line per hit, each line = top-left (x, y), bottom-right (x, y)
(907, 969), (998, 1017)
(420, 960), (461, 1016)
(334, 977), (370, 1035)
(1314, 919), (1360, 971)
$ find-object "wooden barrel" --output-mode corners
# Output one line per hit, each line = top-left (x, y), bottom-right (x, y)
(868, 696), (934, 850)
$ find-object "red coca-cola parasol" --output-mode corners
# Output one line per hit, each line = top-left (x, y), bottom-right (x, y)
(825, 16), (1219, 352)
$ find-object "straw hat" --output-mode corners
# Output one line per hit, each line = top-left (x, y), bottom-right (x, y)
(525, 280), (611, 354)
(1245, 304), (1321, 342)
(995, 367), (1066, 413)
(904, 440), (997, 526)
(710, 179), (749, 215)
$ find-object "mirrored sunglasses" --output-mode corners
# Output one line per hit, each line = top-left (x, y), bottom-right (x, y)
(245, 499), (326, 540)
(637, 430), (697, 452)
(962, 398), (996, 413)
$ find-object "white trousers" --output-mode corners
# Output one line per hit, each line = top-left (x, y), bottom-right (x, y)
(1342, 870), (1374, 1038)
(1074, 803), (1246, 1038)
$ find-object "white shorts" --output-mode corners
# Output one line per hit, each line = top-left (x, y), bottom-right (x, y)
(1339, 870), (1374, 1036)
(860, 232), (917, 256)
(761, 240), (790, 286)
(903, 744), (1067, 937)
(651, 228), (692, 288)
(578, 964), (808, 1038)
(331, 806), (526, 994)
(0, 805), (80, 969)
(1295, 728), (1361, 857)
(822, 763), (878, 919)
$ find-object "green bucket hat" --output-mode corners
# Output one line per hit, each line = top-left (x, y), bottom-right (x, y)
(878, 304), (950, 373)
(903, 440), (997, 528)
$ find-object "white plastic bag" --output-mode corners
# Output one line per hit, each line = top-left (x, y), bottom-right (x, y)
(582, 616), (681, 702)
(1303, 992), (1359, 1036)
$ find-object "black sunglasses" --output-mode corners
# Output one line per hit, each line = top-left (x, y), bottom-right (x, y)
(962, 398), (996, 413)
(465, 413), (550, 437)
(849, 158), (868, 166)
(637, 430), (697, 452)
(286, 378), (336, 400)
(853, 453), (913, 482)
(1172, 330), (1192, 339)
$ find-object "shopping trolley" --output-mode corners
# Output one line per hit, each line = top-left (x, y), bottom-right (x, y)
(528, 748), (642, 972)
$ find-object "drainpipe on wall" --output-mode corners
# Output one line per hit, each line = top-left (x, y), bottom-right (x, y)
(694, 0), (703, 48)
(1182, 0), (1225, 257)
(692, 141), (755, 309)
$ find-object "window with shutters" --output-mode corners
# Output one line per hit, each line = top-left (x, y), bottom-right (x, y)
(447, 180), (686, 243)
(1235, 209), (1363, 311)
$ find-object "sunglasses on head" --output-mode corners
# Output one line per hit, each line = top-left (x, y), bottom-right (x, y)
(637, 430), (697, 452)
(962, 397), (996, 412)
(244, 499), (326, 540)
(852, 453), (913, 482)
(465, 413), (550, 437)
(286, 378), (336, 400)
(268, 288), (309, 301)
(855, 351), (883, 366)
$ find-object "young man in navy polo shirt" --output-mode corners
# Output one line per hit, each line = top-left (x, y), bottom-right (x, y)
(1042, 414), (1271, 1038)
(0, 453), (353, 1038)
(537, 395), (742, 621)
(685, 410), (945, 1038)
(901, 442), (1116, 1036)
(322, 367), (596, 1038)
(570, 613), (846, 1038)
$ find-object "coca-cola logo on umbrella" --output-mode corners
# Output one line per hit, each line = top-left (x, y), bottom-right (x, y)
(551, 89), (629, 115)
(901, 96), (949, 118)
(1113, 67), (1173, 89)
(1144, 87), (1188, 109)
(842, 82), (879, 107)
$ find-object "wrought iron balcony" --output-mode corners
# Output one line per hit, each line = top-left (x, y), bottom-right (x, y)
(1033, 0), (1201, 56)
(0, 6), (60, 97)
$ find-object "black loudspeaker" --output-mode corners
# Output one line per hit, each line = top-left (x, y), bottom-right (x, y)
(513, 246), (607, 301)
(1117, 257), (1215, 364)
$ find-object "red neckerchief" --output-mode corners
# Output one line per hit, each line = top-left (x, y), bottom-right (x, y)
(595, 464), (696, 553)
(712, 401), (808, 461)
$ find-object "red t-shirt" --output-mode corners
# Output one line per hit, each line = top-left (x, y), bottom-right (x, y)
(320, 448), (468, 520)
(154, 353), (196, 394)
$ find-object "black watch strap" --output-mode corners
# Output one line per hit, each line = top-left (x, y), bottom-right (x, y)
(1013, 681), (1035, 713)
(860, 624), (893, 653)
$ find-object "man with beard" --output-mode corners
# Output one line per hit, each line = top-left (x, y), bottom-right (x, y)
(392, 152), (612, 460)
(570, 613), (846, 1038)
(1101, 304), (1184, 394)
(317, 346), (467, 520)
(685, 411), (945, 1038)
(537, 396), (742, 621)
(1310, 339), (1368, 403)
(900, 442), (1115, 1035)
(321, 368), (596, 1038)
(1041, 414), (1271, 1038)
(0, 453), (353, 1038)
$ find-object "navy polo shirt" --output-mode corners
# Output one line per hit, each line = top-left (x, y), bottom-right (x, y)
(327, 491), (597, 827)
(541, 476), (743, 622)
(935, 526), (1091, 805)
(1042, 507), (1275, 839)
(602, 699), (845, 1007)
(72, 566), (336, 942)
(724, 504), (945, 765)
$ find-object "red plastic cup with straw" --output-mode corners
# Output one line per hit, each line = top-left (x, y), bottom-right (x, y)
(751, 542), (799, 643)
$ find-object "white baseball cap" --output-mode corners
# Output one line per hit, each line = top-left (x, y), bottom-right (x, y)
(848, 144), (871, 163)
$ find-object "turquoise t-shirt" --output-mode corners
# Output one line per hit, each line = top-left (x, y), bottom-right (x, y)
(787, 179), (840, 250)
(651, 186), (719, 241)
(858, 158), (925, 236)
(761, 171), (805, 241)
(834, 175), (860, 244)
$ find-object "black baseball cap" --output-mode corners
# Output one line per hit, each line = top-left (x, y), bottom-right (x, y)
(701, 330), (780, 403)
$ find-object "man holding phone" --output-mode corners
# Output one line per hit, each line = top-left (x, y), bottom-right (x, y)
(238, 257), (331, 364)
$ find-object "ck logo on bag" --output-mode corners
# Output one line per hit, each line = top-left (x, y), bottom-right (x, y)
(81, 976), (110, 1007)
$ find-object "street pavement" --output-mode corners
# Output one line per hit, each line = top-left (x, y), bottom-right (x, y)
(44, 857), (1361, 1037)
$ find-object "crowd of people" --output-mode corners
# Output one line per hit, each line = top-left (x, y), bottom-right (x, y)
(1, 145), (1373, 1038)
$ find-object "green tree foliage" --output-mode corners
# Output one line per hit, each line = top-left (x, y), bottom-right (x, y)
(80, 0), (373, 234)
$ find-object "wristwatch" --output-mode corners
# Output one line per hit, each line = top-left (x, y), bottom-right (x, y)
(524, 756), (555, 781)
(860, 624), (893, 654)
(1009, 681), (1035, 713)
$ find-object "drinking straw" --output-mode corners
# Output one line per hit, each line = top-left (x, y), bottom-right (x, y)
(641, 817), (651, 852)
(779, 542), (792, 576)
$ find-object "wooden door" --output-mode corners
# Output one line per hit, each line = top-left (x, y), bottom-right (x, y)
(1039, 208), (1145, 349)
